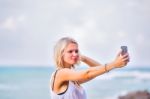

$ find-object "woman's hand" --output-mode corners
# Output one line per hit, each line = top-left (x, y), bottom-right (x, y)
(112, 51), (130, 68)
(80, 55), (86, 62)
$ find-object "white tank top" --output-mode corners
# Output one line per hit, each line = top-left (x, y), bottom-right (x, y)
(50, 71), (87, 99)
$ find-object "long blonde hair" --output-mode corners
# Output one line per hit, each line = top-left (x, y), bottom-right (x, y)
(53, 37), (80, 68)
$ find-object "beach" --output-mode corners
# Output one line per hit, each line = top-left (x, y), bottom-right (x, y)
(0, 66), (150, 99)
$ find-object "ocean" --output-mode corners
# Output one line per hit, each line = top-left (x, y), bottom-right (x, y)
(0, 66), (150, 99)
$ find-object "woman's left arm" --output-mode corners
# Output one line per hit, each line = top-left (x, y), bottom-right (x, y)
(80, 55), (102, 67)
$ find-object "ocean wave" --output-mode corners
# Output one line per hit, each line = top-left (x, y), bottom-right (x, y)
(96, 70), (150, 81)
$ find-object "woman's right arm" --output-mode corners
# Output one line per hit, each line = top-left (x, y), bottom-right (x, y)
(58, 51), (129, 84)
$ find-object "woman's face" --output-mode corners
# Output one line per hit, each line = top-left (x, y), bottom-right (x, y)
(63, 43), (79, 68)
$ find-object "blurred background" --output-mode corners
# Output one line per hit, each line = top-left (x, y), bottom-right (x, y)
(0, 0), (150, 99)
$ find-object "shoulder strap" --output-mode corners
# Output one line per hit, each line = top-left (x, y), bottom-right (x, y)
(52, 69), (59, 91)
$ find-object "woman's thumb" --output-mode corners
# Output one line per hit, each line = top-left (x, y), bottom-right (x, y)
(117, 50), (122, 57)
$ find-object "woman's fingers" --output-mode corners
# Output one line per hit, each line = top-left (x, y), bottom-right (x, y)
(118, 52), (130, 67)
(122, 55), (130, 66)
(122, 53), (129, 57)
(113, 51), (130, 68)
(122, 53), (130, 62)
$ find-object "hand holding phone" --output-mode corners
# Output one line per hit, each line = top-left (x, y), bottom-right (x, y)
(121, 46), (128, 55)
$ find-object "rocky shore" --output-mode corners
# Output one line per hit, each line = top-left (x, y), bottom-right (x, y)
(118, 90), (150, 99)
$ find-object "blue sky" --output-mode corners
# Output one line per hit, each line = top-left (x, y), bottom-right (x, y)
(0, 0), (150, 67)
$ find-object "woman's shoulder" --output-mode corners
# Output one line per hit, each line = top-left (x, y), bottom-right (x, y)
(51, 68), (76, 79)
(58, 68), (75, 73)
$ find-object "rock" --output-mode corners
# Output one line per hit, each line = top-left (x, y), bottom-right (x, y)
(118, 90), (150, 99)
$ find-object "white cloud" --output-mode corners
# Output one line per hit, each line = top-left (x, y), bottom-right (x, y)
(0, 15), (27, 31)
(0, 16), (17, 31)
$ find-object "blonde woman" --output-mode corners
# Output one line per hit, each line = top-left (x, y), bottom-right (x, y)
(50, 37), (130, 99)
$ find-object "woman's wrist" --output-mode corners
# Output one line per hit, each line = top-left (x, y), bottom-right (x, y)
(104, 64), (109, 72)
(105, 62), (116, 72)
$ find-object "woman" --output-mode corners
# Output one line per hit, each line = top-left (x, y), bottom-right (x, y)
(50, 37), (129, 99)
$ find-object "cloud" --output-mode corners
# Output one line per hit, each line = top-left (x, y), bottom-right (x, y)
(0, 15), (26, 31)
(0, 17), (16, 31)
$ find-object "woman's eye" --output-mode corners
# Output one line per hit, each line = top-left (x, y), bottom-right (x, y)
(68, 50), (73, 53)
(75, 50), (78, 53)
(68, 50), (78, 53)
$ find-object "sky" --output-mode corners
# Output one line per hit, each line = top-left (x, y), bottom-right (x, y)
(0, 0), (150, 67)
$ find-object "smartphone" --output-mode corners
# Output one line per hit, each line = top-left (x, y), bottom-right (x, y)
(121, 46), (128, 55)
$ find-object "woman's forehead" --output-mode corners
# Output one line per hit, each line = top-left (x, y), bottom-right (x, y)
(66, 43), (78, 49)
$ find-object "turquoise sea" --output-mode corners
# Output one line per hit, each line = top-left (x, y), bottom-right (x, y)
(0, 66), (150, 99)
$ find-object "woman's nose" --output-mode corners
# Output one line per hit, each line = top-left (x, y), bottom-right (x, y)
(72, 51), (78, 56)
